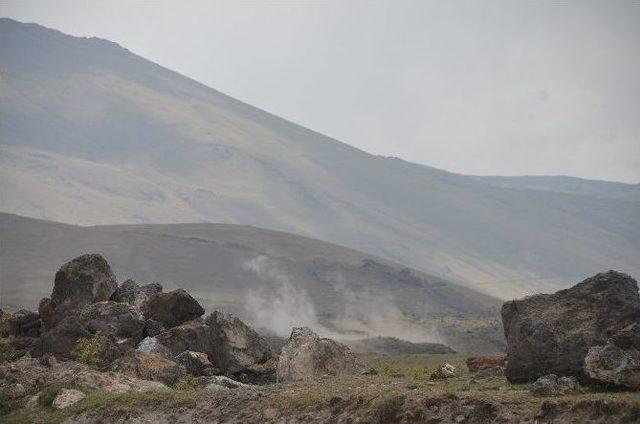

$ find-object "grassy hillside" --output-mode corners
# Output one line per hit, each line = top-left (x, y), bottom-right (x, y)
(1, 18), (638, 299)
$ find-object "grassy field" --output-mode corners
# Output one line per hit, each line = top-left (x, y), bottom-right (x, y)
(3, 353), (640, 423)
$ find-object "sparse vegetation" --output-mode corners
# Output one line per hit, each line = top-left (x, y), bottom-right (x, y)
(372, 395), (405, 423)
(173, 375), (199, 391)
(291, 393), (327, 411)
(0, 339), (16, 363)
(74, 332), (102, 367)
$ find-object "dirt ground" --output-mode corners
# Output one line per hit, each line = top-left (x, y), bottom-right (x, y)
(2, 353), (640, 423)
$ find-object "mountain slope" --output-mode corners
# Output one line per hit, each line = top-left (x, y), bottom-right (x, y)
(0, 212), (504, 352)
(1, 18), (639, 298)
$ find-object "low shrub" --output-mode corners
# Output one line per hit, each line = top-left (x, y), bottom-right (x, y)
(0, 339), (16, 363)
(75, 332), (102, 367)
(173, 375), (200, 391)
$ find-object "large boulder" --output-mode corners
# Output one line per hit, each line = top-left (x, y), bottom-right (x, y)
(207, 311), (273, 375)
(584, 344), (640, 389)
(111, 279), (162, 309)
(51, 254), (118, 309)
(79, 301), (146, 345)
(276, 327), (361, 382)
(155, 318), (212, 357)
(144, 289), (204, 327)
(501, 271), (640, 382)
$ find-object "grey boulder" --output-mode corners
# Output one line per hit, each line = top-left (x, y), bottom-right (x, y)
(79, 301), (146, 345)
(277, 327), (362, 382)
(584, 343), (640, 390)
(502, 271), (640, 382)
(144, 289), (204, 327)
(51, 254), (118, 309)
(207, 311), (273, 375)
(111, 279), (162, 309)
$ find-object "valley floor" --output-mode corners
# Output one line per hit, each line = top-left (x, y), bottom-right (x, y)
(3, 354), (639, 424)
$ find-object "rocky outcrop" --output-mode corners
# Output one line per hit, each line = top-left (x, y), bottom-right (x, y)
(0, 356), (168, 396)
(4, 310), (40, 338)
(144, 289), (204, 327)
(502, 271), (640, 383)
(277, 327), (361, 382)
(111, 279), (162, 309)
(31, 316), (91, 360)
(467, 355), (506, 372)
(584, 344), (640, 389)
(79, 301), (146, 345)
(207, 311), (273, 376)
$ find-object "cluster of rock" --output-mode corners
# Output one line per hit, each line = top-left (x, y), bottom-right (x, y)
(1, 253), (372, 394)
(502, 270), (640, 391)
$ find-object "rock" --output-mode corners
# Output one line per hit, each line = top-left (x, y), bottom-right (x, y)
(52, 388), (86, 409)
(51, 254), (118, 309)
(25, 394), (39, 410)
(32, 315), (124, 369)
(111, 279), (162, 309)
(155, 318), (212, 357)
(473, 366), (505, 379)
(430, 363), (457, 380)
(144, 319), (165, 337)
(114, 351), (186, 386)
(467, 355), (506, 372)
(202, 375), (257, 391)
(38, 297), (57, 329)
(610, 323), (640, 350)
(502, 271), (640, 383)
(359, 366), (379, 375)
(276, 327), (362, 382)
(176, 350), (214, 376)
(144, 289), (204, 327)
(0, 356), (168, 396)
(207, 311), (273, 375)
(7, 382), (26, 397)
(530, 374), (583, 396)
(39, 354), (58, 367)
(79, 301), (145, 345)
(137, 337), (173, 358)
(5, 310), (40, 337)
(31, 316), (91, 360)
(584, 343), (640, 389)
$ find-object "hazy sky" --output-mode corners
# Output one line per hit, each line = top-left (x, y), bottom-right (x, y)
(1, 0), (639, 182)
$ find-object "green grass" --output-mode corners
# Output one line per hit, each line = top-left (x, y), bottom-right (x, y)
(3, 353), (640, 423)
(173, 375), (200, 391)
(290, 393), (327, 411)
(3, 388), (200, 424)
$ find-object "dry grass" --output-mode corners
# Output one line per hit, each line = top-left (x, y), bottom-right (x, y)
(3, 353), (640, 423)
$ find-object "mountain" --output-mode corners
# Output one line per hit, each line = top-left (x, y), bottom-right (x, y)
(0, 212), (504, 353)
(1, 18), (639, 298)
